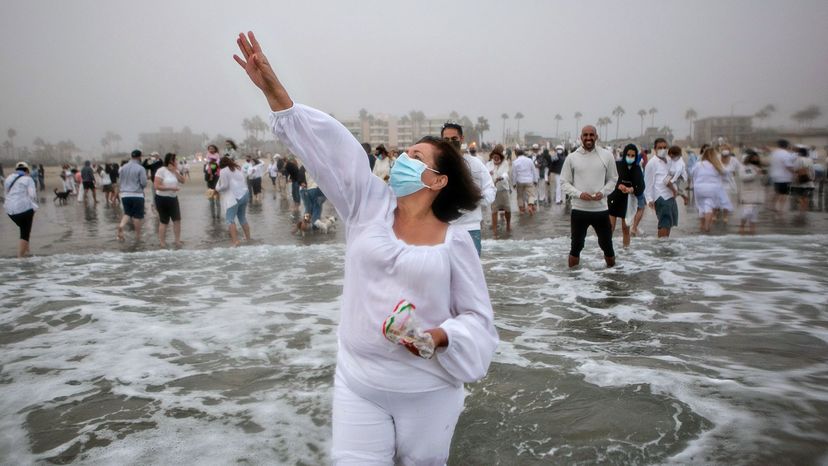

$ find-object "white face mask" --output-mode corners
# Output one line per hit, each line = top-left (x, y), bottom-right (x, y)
(656, 149), (667, 159)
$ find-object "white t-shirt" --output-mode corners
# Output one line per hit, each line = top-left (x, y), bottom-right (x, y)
(270, 104), (498, 392)
(769, 148), (795, 183)
(154, 167), (179, 197)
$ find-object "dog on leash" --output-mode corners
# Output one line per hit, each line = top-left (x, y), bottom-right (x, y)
(54, 188), (71, 205)
(292, 212), (313, 237)
(313, 215), (337, 234)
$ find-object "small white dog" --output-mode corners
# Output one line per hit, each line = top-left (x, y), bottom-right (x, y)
(313, 216), (337, 234)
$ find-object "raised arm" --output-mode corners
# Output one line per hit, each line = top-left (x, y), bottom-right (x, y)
(235, 31), (388, 225)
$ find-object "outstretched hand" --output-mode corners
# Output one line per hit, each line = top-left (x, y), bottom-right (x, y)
(233, 31), (293, 111)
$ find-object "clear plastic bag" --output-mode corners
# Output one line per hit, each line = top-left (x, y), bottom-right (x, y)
(381, 300), (435, 359)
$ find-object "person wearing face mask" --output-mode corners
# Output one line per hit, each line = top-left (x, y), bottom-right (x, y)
(486, 145), (512, 237)
(560, 125), (618, 267)
(234, 32), (497, 464)
(717, 144), (739, 225)
(441, 122), (495, 256)
(371, 144), (392, 183)
(550, 144), (565, 204)
(738, 150), (765, 235)
(607, 144), (645, 248)
(643, 137), (679, 238)
(4, 162), (39, 258)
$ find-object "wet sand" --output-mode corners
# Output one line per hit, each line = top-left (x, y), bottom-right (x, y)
(2, 165), (827, 258)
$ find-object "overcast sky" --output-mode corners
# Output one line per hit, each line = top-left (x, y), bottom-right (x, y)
(2, 0), (827, 154)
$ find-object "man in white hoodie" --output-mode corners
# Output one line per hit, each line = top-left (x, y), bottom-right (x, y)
(442, 123), (496, 256)
(560, 125), (618, 268)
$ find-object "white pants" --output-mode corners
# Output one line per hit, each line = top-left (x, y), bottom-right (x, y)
(537, 177), (548, 202)
(331, 369), (465, 466)
(554, 173), (563, 203)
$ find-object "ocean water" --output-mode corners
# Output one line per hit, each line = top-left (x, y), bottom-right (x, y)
(1, 234), (827, 465)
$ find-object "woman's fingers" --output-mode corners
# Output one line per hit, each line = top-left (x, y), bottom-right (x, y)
(238, 33), (254, 59)
(233, 54), (247, 69)
(248, 31), (262, 53)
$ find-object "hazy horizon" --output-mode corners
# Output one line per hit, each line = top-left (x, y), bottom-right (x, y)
(2, 0), (827, 157)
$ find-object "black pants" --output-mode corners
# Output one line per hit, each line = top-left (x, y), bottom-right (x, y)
(9, 209), (35, 241)
(570, 209), (615, 258)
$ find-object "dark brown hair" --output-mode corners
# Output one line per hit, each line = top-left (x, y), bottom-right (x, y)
(417, 136), (481, 222)
(219, 156), (240, 171)
(667, 145), (682, 156)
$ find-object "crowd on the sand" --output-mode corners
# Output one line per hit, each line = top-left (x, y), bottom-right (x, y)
(2, 126), (826, 259)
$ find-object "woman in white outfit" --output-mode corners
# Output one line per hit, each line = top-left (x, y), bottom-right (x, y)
(691, 147), (725, 233)
(718, 145), (740, 225)
(234, 31), (498, 465)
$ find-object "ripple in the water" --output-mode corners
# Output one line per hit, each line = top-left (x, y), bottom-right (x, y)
(0, 235), (826, 464)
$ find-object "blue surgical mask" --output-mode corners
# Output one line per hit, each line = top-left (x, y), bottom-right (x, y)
(389, 153), (438, 197)
(625, 157), (636, 165)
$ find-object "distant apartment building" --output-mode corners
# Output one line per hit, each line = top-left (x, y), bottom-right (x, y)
(138, 127), (206, 156)
(693, 116), (753, 145)
(338, 114), (450, 148)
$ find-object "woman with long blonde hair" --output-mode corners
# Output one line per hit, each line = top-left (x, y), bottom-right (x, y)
(690, 147), (725, 232)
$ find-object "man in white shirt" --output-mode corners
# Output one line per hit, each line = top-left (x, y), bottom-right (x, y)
(442, 123), (496, 256)
(769, 139), (795, 215)
(644, 138), (678, 238)
(511, 149), (538, 215)
(560, 125), (618, 268)
(372, 145), (392, 183)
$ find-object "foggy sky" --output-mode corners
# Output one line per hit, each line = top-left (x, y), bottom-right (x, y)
(2, 0), (827, 156)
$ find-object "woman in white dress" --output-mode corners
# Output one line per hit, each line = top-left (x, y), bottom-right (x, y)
(691, 147), (726, 233)
(234, 31), (498, 464)
(718, 145), (740, 225)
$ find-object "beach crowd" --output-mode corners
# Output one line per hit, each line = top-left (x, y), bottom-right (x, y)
(2, 128), (825, 260)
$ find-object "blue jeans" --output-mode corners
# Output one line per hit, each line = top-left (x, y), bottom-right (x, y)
(301, 187), (326, 225)
(468, 230), (482, 257)
(225, 192), (249, 226)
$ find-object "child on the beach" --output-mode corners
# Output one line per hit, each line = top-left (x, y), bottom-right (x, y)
(666, 145), (689, 205)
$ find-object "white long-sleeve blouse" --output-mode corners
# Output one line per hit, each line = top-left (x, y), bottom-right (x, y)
(270, 104), (498, 391)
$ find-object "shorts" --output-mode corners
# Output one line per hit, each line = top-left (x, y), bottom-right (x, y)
(636, 193), (646, 209)
(655, 197), (679, 229)
(102, 184), (113, 193)
(492, 190), (510, 212)
(155, 195), (181, 224)
(774, 182), (791, 195)
(741, 204), (760, 223)
(9, 209), (35, 241)
(790, 187), (813, 198)
(225, 192), (250, 226)
(83, 181), (95, 190)
(516, 182), (537, 206)
(121, 196), (145, 219)
(250, 177), (263, 195)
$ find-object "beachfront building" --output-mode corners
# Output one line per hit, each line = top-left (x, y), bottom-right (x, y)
(693, 116), (753, 146)
(338, 113), (450, 149)
(138, 127), (207, 157)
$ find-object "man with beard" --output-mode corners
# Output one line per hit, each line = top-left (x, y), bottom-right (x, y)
(560, 125), (618, 268)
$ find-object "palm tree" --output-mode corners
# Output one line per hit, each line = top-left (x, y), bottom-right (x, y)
(612, 106), (625, 140)
(637, 109), (647, 136)
(501, 113), (509, 142)
(554, 114), (563, 139)
(514, 112), (524, 143)
(791, 105), (822, 128)
(599, 117), (612, 140)
(6, 128), (16, 158)
(476, 116), (490, 144)
(648, 107), (658, 127)
(574, 111), (583, 137)
(685, 108), (698, 139)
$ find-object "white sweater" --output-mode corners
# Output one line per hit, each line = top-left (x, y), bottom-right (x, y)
(270, 104), (498, 391)
(560, 146), (618, 212)
(452, 153), (496, 231)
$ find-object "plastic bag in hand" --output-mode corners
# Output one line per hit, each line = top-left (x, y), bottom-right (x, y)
(381, 300), (435, 359)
